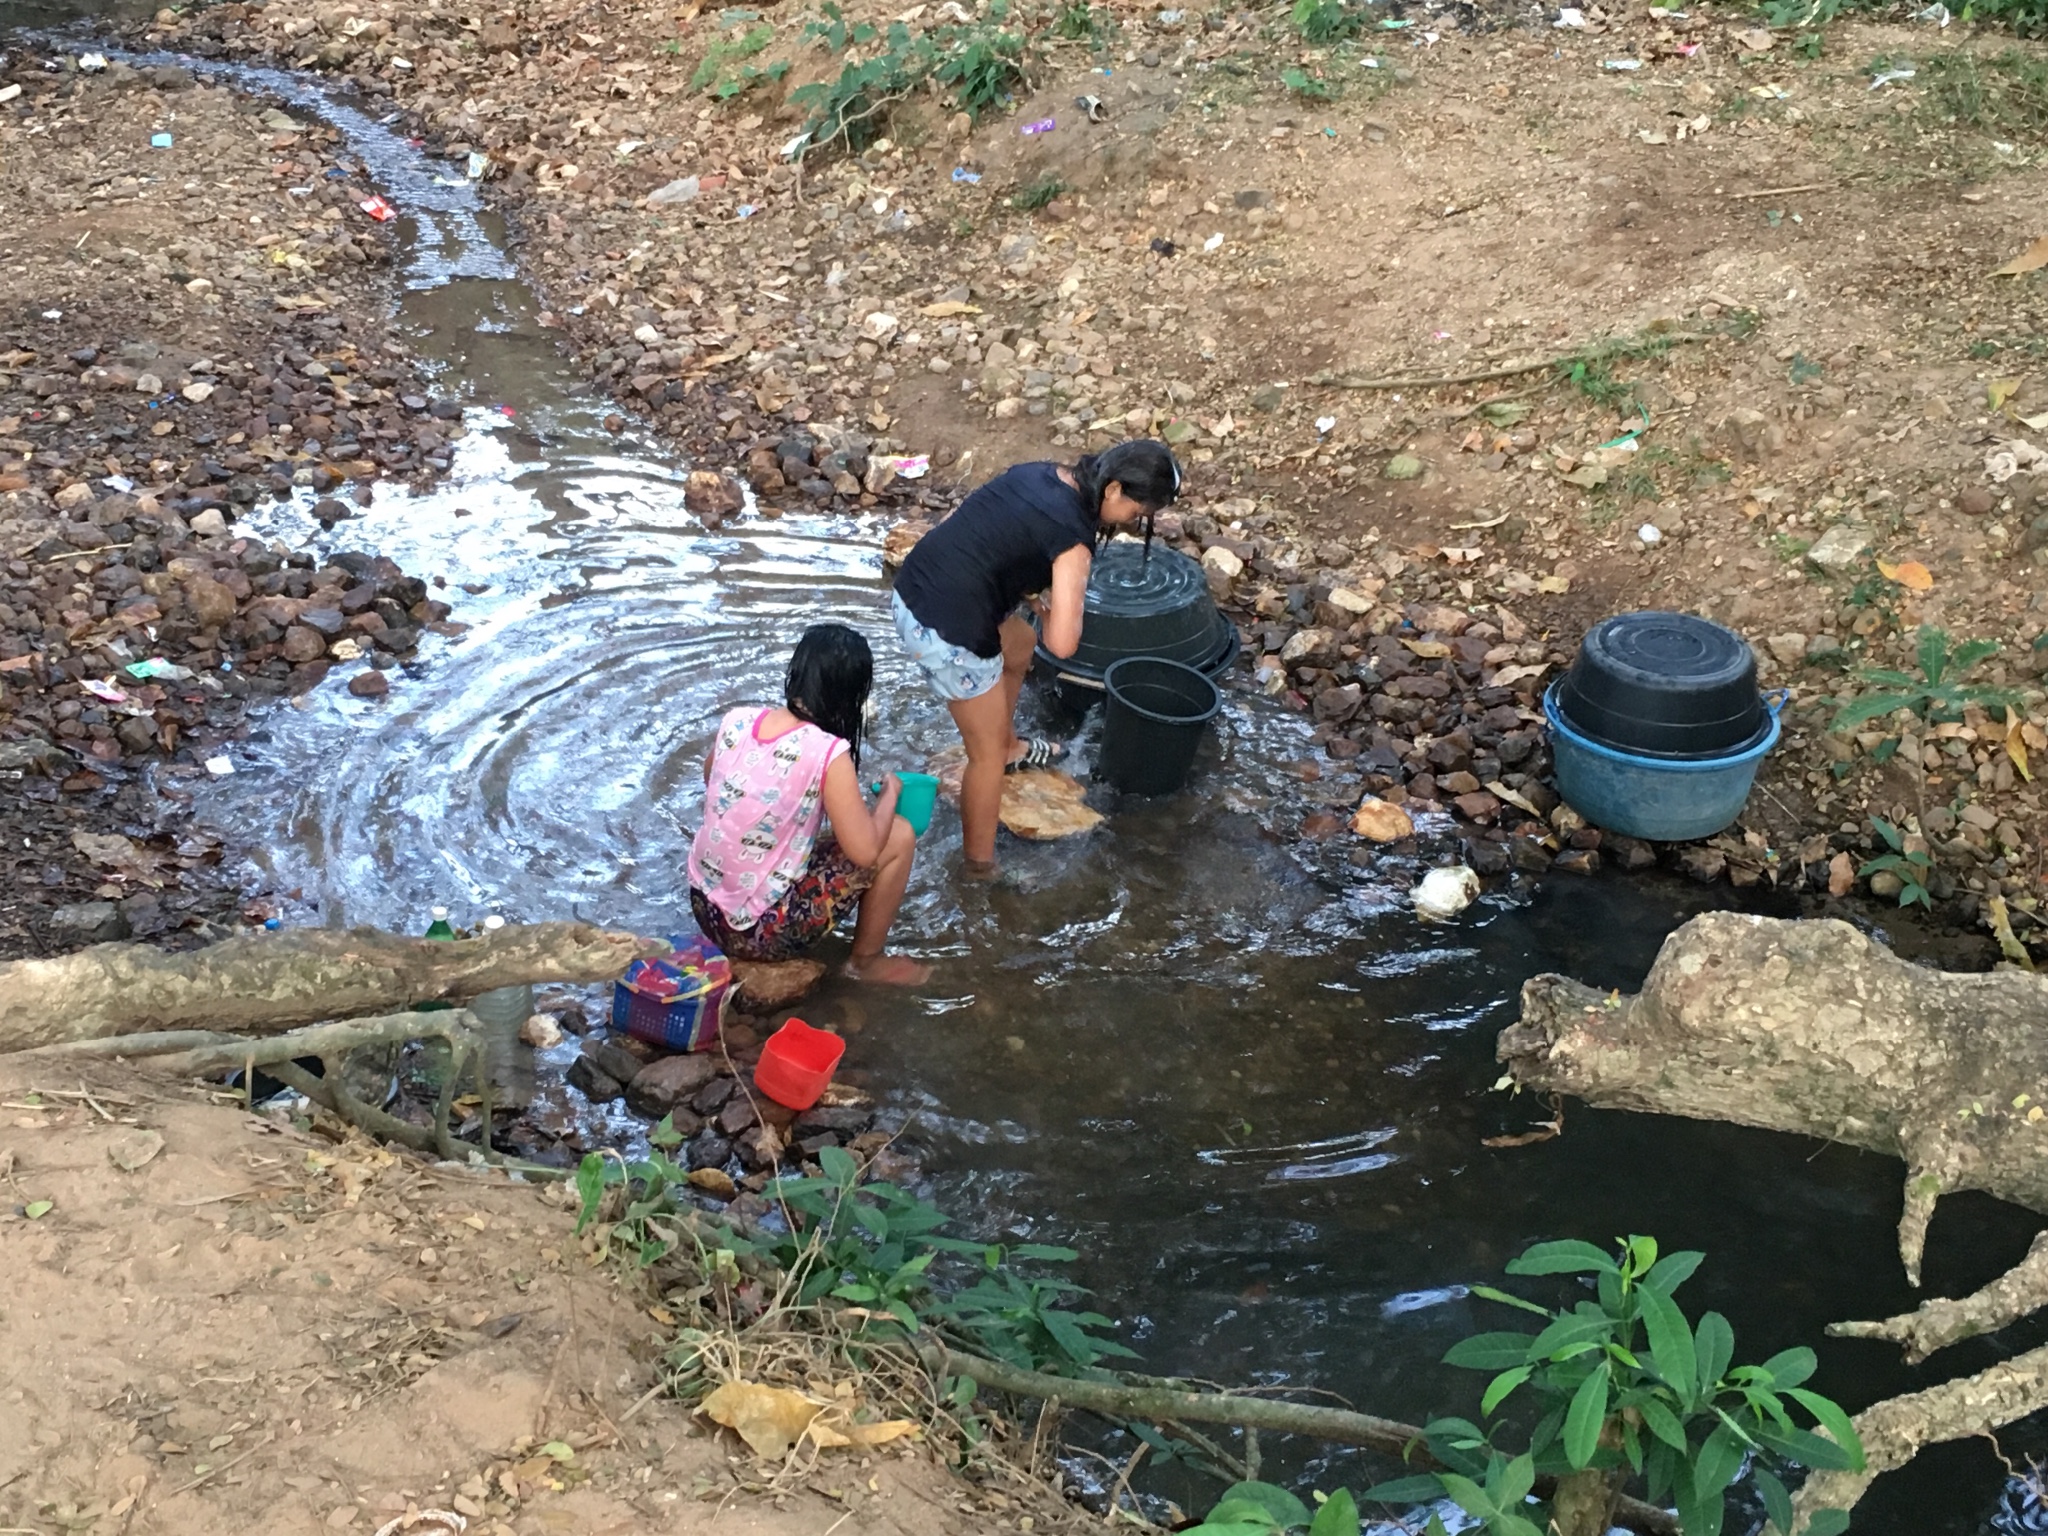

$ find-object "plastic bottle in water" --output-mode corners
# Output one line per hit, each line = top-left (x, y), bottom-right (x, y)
(469, 915), (537, 1110)
(425, 905), (456, 941)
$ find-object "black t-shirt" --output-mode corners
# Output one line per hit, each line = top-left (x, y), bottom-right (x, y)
(893, 462), (1096, 658)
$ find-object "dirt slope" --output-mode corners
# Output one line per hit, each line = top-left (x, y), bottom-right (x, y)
(0, 1053), (1012, 1536)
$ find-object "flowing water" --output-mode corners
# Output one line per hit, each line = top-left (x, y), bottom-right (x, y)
(16, 30), (2048, 1529)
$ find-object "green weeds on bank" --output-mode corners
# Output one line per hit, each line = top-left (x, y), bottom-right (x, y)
(1832, 625), (2018, 734)
(575, 1134), (1133, 1380)
(791, 0), (1027, 155)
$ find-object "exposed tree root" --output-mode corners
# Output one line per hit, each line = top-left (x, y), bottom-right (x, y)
(1831, 1233), (2048, 1365)
(1499, 913), (2048, 1284)
(1791, 1341), (2048, 1529)
(0, 921), (652, 1051)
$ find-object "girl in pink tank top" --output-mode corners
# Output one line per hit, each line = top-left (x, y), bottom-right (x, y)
(687, 625), (929, 985)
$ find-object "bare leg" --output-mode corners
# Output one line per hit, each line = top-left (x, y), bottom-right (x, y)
(845, 817), (928, 984)
(997, 613), (1037, 763)
(948, 682), (1014, 873)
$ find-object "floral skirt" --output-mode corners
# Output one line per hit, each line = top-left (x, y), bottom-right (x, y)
(690, 836), (874, 961)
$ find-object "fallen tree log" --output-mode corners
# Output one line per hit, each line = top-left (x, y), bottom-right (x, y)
(0, 922), (653, 1054)
(1499, 912), (2048, 1283)
(1831, 1231), (2048, 1364)
(917, 1343), (1680, 1536)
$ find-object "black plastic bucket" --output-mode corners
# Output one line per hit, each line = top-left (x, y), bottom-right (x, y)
(1097, 656), (1222, 796)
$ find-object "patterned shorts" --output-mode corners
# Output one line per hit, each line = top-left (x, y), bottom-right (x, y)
(891, 590), (1005, 703)
(691, 836), (875, 962)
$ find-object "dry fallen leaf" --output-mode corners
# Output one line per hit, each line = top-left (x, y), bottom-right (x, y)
(2007, 708), (2033, 783)
(1537, 574), (1572, 594)
(700, 1381), (921, 1458)
(1992, 235), (2048, 277)
(1827, 850), (1854, 897)
(1989, 377), (2024, 411)
(1491, 662), (1551, 688)
(918, 300), (981, 317)
(106, 1127), (164, 1172)
(1876, 558), (1934, 592)
(1400, 638), (1452, 659)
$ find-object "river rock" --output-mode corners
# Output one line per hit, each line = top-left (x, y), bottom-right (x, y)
(685, 470), (746, 521)
(347, 669), (390, 699)
(732, 958), (826, 1009)
(1383, 453), (1424, 481)
(580, 1034), (649, 1087)
(282, 625), (328, 663)
(565, 1054), (623, 1102)
(625, 1052), (722, 1117)
(1352, 796), (1415, 842)
(184, 575), (237, 629)
(50, 900), (130, 943)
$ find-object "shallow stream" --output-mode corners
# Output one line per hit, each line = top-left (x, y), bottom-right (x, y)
(15, 29), (2048, 1529)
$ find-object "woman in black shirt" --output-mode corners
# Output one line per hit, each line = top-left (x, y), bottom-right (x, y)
(892, 439), (1182, 876)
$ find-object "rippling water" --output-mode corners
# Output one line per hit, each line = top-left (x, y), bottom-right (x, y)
(159, 66), (2048, 1536)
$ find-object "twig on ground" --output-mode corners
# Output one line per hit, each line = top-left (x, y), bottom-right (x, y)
(1103, 1441), (1148, 1525)
(1726, 181), (1834, 200)
(166, 1431), (274, 1495)
(1308, 332), (1719, 393)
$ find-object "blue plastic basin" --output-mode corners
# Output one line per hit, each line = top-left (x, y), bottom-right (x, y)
(1544, 685), (1783, 842)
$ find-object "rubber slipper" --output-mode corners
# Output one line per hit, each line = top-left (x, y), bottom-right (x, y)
(1005, 738), (1067, 773)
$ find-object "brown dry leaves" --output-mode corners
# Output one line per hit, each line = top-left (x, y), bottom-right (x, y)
(1992, 235), (2048, 277)
(699, 1380), (921, 1459)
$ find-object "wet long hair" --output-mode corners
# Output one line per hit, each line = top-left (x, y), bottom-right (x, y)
(785, 622), (873, 770)
(1075, 438), (1182, 555)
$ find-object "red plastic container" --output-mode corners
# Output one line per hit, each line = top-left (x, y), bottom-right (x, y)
(753, 1018), (845, 1110)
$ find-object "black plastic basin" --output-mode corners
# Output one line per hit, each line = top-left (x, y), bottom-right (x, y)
(1555, 611), (1764, 760)
(1031, 542), (1236, 698)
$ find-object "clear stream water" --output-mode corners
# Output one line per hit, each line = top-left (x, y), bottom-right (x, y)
(15, 26), (2048, 1530)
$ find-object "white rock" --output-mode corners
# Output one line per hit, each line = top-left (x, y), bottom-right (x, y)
(646, 175), (700, 206)
(186, 507), (228, 537)
(1804, 523), (1873, 571)
(1201, 545), (1244, 582)
(182, 381), (215, 403)
(633, 323), (662, 345)
(1327, 586), (1374, 615)
(861, 312), (900, 344)
(1412, 865), (1481, 922)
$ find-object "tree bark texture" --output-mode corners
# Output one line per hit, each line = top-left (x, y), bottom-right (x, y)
(1498, 913), (2048, 1282)
(1791, 1341), (2048, 1529)
(0, 922), (653, 1054)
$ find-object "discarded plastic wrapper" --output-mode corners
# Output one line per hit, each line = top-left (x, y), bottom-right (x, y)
(1077, 93), (1107, 122)
(0, 85), (21, 105)
(83, 679), (128, 703)
(779, 130), (812, 160)
(359, 195), (397, 221)
(1639, 523), (1663, 544)
(1914, 1), (1951, 22)
(877, 454), (931, 480)
(1315, 415), (1337, 434)
(1021, 117), (1056, 134)
(468, 150), (490, 178)
(1378, 16), (1412, 27)
(1870, 66), (1916, 89)
(1553, 6), (1587, 24)
(150, 132), (174, 149)
(951, 166), (982, 183)
(1603, 58), (1643, 70)
(79, 52), (108, 71)
(1203, 232), (1224, 251)
(125, 658), (196, 682)
(204, 755), (235, 776)
(736, 204), (758, 219)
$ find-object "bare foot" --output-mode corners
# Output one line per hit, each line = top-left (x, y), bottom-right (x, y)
(843, 953), (931, 985)
(960, 856), (1000, 882)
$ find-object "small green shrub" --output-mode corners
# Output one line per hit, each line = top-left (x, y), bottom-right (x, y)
(790, 3), (1026, 155)
(688, 21), (774, 94)
(1861, 816), (1935, 907)
(1290, 0), (1361, 42)
(1011, 174), (1066, 210)
(1281, 66), (1335, 100)
(1831, 625), (2018, 732)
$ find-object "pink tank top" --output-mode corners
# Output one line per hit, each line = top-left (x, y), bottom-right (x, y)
(687, 707), (849, 928)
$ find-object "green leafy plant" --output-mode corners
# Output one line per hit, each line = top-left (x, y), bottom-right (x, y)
(791, 4), (1026, 155)
(688, 21), (774, 93)
(1182, 1481), (1360, 1536)
(573, 1139), (1134, 1376)
(1831, 625), (2018, 733)
(1363, 1236), (1863, 1536)
(1861, 816), (1935, 907)
(1280, 66), (1336, 100)
(1290, 0), (1361, 42)
(1051, 0), (1107, 42)
(1011, 174), (1067, 210)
